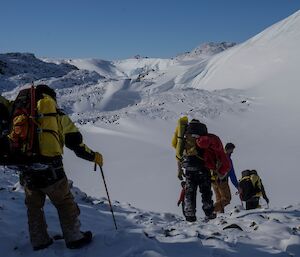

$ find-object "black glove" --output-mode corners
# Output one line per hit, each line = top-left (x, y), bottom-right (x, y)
(177, 169), (184, 181)
(264, 197), (269, 204)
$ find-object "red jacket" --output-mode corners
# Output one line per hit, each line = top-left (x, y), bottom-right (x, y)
(196, 134), (231, 177)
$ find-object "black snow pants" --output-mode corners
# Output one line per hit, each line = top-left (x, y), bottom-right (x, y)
(184, 167), (214, 219)
(246, 196), (260, 210)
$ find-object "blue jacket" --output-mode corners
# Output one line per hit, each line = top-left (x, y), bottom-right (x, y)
(228, 157), (239, 189)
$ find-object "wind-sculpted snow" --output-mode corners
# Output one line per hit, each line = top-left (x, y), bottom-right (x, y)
(58, 86), (252, 124)
(0, 168), (299, 257)
(64, 58), (126, 79)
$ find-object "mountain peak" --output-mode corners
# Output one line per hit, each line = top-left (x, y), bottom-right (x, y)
(177, 42), (236, 59)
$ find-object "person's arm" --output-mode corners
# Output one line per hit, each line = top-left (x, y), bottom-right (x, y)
(60, 114), (96, 161)
(229, 159), (239, 189)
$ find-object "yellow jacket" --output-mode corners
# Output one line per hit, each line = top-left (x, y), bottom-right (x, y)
(57, 113), (95, 161)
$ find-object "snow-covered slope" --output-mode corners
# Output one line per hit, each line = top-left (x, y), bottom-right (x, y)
(63, 58), (126, 79)
(1, 168), (299, 257)
(190, 10), (300, 91)
(176, 42), (236, 60)
(0, 53), (77, 91)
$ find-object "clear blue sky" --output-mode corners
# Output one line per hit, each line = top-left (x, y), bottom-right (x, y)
(1, 0), (299, 60)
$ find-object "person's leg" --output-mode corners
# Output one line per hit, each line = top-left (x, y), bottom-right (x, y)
(246, 197), (260, 210)
(24, 187), (52, 249)
(212, 182), (223, 213)
(184, 172), (197, 221)
(44, 177), (83, 243)
(181, 202), (186, 217)
(199, 171), (214, 217)
(219, 180), (232, 209)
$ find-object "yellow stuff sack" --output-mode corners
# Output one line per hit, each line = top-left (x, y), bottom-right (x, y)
(37, 95), (63, 157)
(174, 116), (188, 161)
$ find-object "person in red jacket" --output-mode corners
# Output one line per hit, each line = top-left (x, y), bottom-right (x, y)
(211, 143), (239, 213)
(196, 134), (231, 214)
(196, 134), (231, 179)
(177, 181), (186, 217)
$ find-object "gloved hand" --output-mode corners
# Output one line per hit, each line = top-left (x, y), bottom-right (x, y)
(177, 201), (181, 207)
(177, 168), (184, 181)
(210, 170), (217, 182)
(94, 152), (103, 167)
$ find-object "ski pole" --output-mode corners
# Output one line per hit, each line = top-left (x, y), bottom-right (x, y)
(94, 163), (118, 230)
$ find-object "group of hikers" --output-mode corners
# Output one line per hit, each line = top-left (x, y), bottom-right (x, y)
(0, 84), (269, 251)
(172, 117), (269, 221)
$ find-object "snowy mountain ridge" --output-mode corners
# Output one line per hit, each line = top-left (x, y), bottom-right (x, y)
(1, 40), (244, 123)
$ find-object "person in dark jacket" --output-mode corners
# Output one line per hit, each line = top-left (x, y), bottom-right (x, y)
(239, 169), (269, 210)
(212, 143), (239, 213)
(172, 118), (216, 222)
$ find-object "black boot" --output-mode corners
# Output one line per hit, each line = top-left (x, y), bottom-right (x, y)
(66, 231), (93, 249)
(186, 216), (197, 222)
(205, 212), (217, 221)
(33, 238), (53, 251)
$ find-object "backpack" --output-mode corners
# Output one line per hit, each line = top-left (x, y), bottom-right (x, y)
(183, 119), (208, 157)
(196, 134), (231, 178)
(239, 170), (262, 201)
(179, 119), (208, 169)
(5, 85), (63, 164)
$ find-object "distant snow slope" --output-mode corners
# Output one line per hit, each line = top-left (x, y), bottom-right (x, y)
(64, 58), (126, 79)
(0, 53), (77, 91)
(190, 10), (300, 91)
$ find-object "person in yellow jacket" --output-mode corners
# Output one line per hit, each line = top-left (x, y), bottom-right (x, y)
(16, 85), (103, 251)
(239, 169), (269, 210)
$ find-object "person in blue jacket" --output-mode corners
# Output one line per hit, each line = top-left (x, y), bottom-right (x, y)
(212, 143), (239, 213)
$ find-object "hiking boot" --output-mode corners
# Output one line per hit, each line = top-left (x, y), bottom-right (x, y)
(205, 213), (217, 221)
(33, 238), (53, 251)
(186, 216), (197, 222)
(66, 231), (93, 249)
